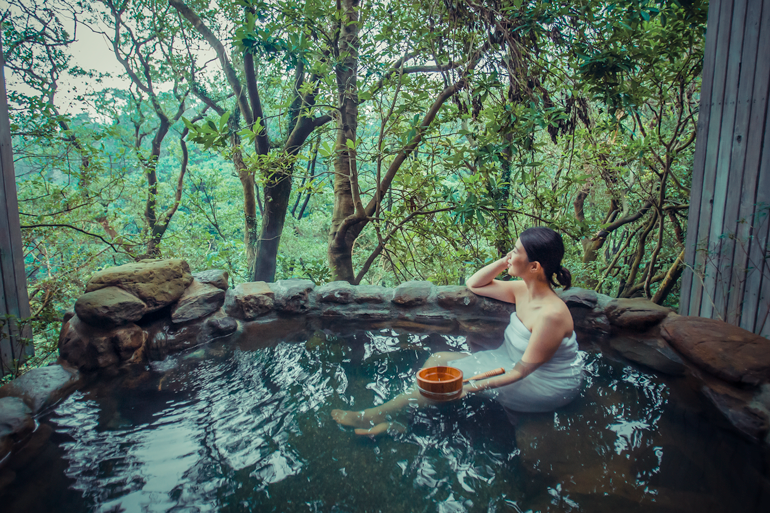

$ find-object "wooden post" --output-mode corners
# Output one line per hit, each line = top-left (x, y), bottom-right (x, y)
(681, 0), (770, 338)
(0, 39), (33, 377)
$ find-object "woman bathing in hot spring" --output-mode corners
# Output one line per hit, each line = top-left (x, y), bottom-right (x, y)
(332, 226), (584, 435)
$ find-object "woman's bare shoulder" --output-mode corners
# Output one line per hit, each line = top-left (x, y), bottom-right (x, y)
(538, 298), (574, 337)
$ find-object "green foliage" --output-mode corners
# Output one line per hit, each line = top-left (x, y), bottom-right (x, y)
(3, 0), (708, 380)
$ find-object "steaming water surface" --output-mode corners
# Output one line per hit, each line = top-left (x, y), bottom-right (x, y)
(2, 328), (768, 512)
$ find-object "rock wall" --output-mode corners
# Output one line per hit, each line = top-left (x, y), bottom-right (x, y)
(2, 259), (770, 466)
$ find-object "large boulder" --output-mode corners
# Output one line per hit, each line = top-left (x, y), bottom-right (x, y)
(75, 286), (147, 328)
(59, 315), (120, 370)
(435, 286), (478, 309)
(392, 281), (433, 307)
(85, 258), (193, 312)
(170, 279), (226, 323)
(354, 285), (392, 304)
(0, 364), (80, 413)
(192, 269), (229, 290)
(604, 298), (673, 331)
(558, 287), (599, 309)
(316, 281), (355, 304)
(58, 315), (145, 371)
(271, 279), (315, 313)
(661, 316), (770, 386)
(223, 282), (274, 320)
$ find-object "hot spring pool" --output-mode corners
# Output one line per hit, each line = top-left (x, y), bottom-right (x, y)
(2, 326), (769, 512)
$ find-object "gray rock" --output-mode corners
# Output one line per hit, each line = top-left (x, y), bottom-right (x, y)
(0, 397), (34, 460)
(85, 258), (193, 312)
(0, 364), (80, 413)
(354, 285), (392, 304)
(58, 315), (121, 371)
(206, 315), (238, 337)
(478, 296), (514, 316)
(223, 282), (275, 320)
(605, 298), (672, 330)
(317, 281), (355, 304)
(193, 269), (229, 290)
(435, 286), (478, 309)
(171, 280), (226, 323)
(75, 286), (147, 328)
(610, 335), (686, 376)
(392, 281), (433, 307)
(272, 279), (315, 313)
(558, 287), (598, 309)
(145, 316), (209, 359)
(112, 323), (147, 361)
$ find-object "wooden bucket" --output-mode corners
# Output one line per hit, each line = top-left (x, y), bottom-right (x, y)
(417, 366), (463, 401)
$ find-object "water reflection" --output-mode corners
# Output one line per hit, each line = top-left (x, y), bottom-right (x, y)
(0, 329), (761, 512)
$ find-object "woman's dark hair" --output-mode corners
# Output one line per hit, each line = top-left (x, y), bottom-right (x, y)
(519, 227), (572, 289)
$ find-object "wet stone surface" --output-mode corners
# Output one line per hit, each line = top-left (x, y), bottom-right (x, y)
(0, 365), (81, 414)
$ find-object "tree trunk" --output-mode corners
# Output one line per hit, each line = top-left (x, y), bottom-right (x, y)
(328, 0), (360, 283)
(253, 164), (293, 282)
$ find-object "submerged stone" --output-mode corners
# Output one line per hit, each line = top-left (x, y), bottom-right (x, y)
(0, 397), (33, 460)
(75, 286), (147, 328)
(0, 364), (81, 414)
(392, 281), (433, 306)
(206, 315), (238, 337)
(171, 279), (226, 323)
(85, 258), (193, 312)
(192, 269), (229, 290)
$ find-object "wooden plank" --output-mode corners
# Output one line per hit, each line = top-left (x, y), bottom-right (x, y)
(0, 264), (12, 376)
(735, 0), (770, 331)
(720, 0), (763, 323)
(682, 0), (725, 316)
(747, 73), (770, 336)
(703, 0), (748, 320)
(0, 39), (32, 376)
(690, 0), (736, 317)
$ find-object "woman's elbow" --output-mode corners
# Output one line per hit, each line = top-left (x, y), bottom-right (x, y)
(465, 280), (481, 292)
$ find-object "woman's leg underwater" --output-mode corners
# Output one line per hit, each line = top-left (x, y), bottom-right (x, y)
(331, 351), (470, 435)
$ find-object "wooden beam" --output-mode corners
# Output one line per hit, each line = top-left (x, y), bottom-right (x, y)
(0, 39), (33, 376)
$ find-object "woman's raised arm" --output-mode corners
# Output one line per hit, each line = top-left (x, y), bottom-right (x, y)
(465, 255), (517, 304)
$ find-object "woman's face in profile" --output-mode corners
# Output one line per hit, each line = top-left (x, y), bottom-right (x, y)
(506, 238), (529, 277)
